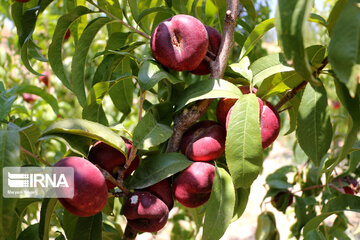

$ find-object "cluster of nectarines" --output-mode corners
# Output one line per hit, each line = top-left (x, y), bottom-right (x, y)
(54, 14), (282, 233)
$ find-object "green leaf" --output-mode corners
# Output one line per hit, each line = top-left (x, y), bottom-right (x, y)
(266, 165), (297, 190)
(40, 119), (127, 156)
(250, 53), (293, 86)
(296, 83), (332, 166)
(328, 0), (360, 97)
(304, 230), (326, 240)
(225, 94), (263, 188)
(48, 6), (94, 90)
(327, 0), (347, 36)
(0, 126), (20, 239)
(239, 18), (275, 60)
(325, 78), (360, 172)
(308, 13), (327, 28)
(109, 78), (134, 121)
(176, 79), (242, 111)
(0, 93), (16, 121)
(132, 113), (172, 150)
(303, 195), (360, 235)
(71, 17), (113, 107)
(19, 123), (40, 165)
(203, 167), (235, 240)
(63, 210), (102, 240)
(138, 60), (181, 91)
(17, 223), (40, 240)
(256, 71), (304, 100)
(212, 0), (226, 33)
(16, 85), (59, 114)
(232, 188), (250, 220)
(82, 82), (110, 126)
(39, 199), (58, 240)
(255, 212), (279, 240)
(137, 6), (175, 23)
(275, 0), (315, 84)
(240, 0), (256, 20)
(126, 153), (192, 189)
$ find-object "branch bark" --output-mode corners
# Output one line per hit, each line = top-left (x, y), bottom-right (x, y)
(166, 0), (239, 153)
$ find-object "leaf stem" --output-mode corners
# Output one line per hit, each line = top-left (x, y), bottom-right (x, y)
(21, 147), (51, 166)
(86, 0), (151, 40)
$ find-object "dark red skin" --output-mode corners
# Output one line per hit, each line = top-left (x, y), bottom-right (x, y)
(180, 120), (226, 161)
(88, 138), (139, 189)
(39, 71), (49, 86)
(64, 29), (71, 41)
(271, 191), (293, 208)
(333, 177), (359, 195)
(173, 162), (215, 208)
(22, 93), (38, 104)
(123, 191), (169, 232)
(54, 157), (108, 217)
(216, 86), (258, 126)
(191, 26), (221, 75)
(144, 179), (174, 210)
(151, 14), (208, 71)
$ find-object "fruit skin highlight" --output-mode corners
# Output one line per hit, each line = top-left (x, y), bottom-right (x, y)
(151, 14), (208, 71)
(54, 156), (108, 217)
(180, 120), (226, 161)
(173, 162), (215, 208)
(123, 191), (169, 232)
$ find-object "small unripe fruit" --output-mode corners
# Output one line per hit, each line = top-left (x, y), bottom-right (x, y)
(151, 14), (208, 71)
(54, 157), (108, 217)
(88, 138), (139, 189)
(173, 162), (215, 208)
(180, 120), (226, 161)
(144, 179), (174, 210)
(123, 191), (169, 232)
(191, 26), (222, 75)
(271, 191), (293, 212)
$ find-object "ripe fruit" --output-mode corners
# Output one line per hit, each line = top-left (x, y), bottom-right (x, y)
(39, 71), (49, 85)
(180, 120), (226, 161)
(191, 26), (222, 75)
(333, 176), (359, 195)
(217, 86), (280, 149)
(151, 14), (208, 71)
(123, 191), (169, 232)
(88, 138), (139, 189)
(54, 157), (108, 217)
(271, 191), (294, 212)
(22, 93), (38, 104)
(144, 179), (174, 210)
(173, 162), (215, 208)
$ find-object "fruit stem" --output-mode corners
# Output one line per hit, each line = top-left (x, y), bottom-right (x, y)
(86, 0), (151, 40)
(123, 225), (138, 240)
(96, 164), (130, 195)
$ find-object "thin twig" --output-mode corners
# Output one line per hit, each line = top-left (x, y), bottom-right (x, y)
(96, 164), (130, 195)
(21, 147), (51, 166)
(86, 0), (151, 40)
(275, 57), (328, 111)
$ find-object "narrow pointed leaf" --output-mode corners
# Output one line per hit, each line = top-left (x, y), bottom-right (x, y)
(39, 199), (58, 240)
(225, 94), (263, 188)
(203, 167), (235, 240)
(296, 83), (332, 166)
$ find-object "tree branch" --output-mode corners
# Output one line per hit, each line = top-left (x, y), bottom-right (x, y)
(274, 57), (328, 111)
(166, 0), (239, 153)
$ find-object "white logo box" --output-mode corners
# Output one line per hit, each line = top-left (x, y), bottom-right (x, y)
(3, 167), (74, 198)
